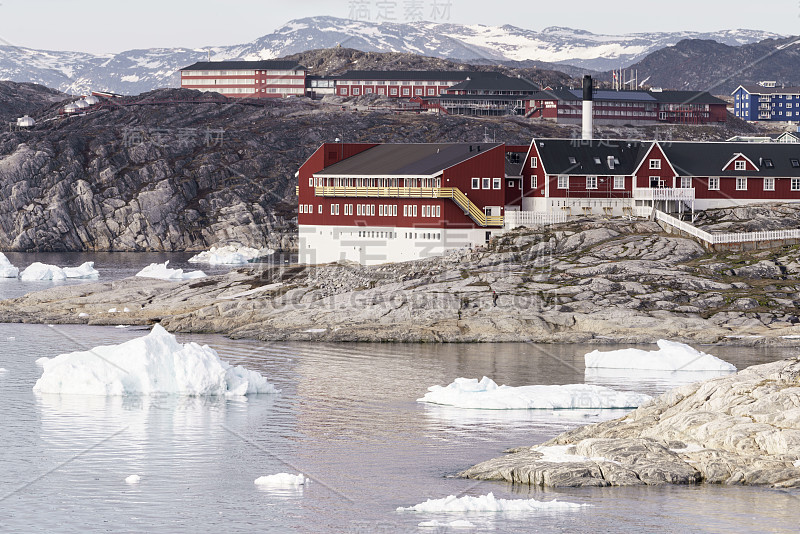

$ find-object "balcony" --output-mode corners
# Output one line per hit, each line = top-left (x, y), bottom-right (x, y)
(632, 187), (695, 201)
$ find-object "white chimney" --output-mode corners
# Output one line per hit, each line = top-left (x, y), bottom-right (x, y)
(581, 75), (593, 140)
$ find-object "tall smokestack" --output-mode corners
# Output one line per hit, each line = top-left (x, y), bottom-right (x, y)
(582, 75), (593, 140)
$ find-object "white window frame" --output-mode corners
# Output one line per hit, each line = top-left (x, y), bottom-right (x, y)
(792, 178), (800, 191)
(680, 176), (692, 189)
(482, 178), (491, 189)
(613, 176), (624, 189)
(318, 205), (322, 214)
(649, 159), (661, 170)
(392, 205), (397, 216)
(472, 177), (480, 189)
(403, 205), (408, 216)
(531, 176), (538, 188)
(557, 175), (568, 189)
(764, 177), (775, 191)
(492, 177), (501, 190)
(412, 205), (417, 217)
(735, 160), (746, 171)
(586, 176), (597, 190)
(708, 177), (720, 191)
(530, 157), (538, 168)
(736, 177), (747, 191)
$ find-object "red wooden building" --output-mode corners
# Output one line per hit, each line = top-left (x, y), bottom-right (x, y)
(180, 60), (306, 98)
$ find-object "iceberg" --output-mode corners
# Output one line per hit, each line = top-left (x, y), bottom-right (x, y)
(32, 324), (278, 396)
(585, 340), (736, 371)
(20, 261), (99, 281)
(135, 261), (206, 280)
(398, 492), (586, 512)
(418, 377), (651, 409)
(188, 245), (270, 265)
(254, 473), (308, 486)
(125, 474), (141, 484)
(0, 252), (19, 278)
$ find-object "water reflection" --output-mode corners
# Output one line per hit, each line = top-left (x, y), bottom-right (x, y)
(584, 367), (736, 392)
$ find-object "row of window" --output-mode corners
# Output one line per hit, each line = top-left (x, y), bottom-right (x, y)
(355, 231), (442, 240)
(182, 78), (303, 86)
(551, 176), (800, 191)
(340, 81), (451, 86)
(183, 70), (302, 76)
(339, 87), (440, 96)
(191, 87), (303, 94)
(299, 203), (442, 217)
(471, 177), (502, 190)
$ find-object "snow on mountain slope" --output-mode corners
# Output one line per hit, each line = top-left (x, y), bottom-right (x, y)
(0, 16), (782, 95)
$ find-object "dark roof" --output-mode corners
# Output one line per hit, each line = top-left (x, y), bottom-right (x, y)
(316, 143), (501, 176)
(737, 84), (800, 95)
(181, 60), (305, 71)
(446, 74), (538, 92)
(648, 91), (727, 105)
(530, 88), (725, 105)
(336, 70), (492, 81)
(662, 142), (800, 177)
(533, 139), (649, 176)
(432, 94), (533, 101)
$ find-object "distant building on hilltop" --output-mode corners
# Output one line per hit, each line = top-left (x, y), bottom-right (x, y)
(732, 81), (800, 122)
(334, 70), (495, 99)
(180, 60), (306, 98)
(526, 88), (727, 125)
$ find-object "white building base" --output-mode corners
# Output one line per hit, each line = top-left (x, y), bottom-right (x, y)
(299, 225), (503, 265)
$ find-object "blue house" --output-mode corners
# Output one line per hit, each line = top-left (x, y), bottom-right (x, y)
(733, 81), (800, 122)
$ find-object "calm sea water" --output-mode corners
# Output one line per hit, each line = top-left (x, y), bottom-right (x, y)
(0, 323), (798, 533)
(0, 254), (798, 533)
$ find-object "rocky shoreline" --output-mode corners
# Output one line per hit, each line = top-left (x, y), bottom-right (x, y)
(3, 219), (800, 344)
(460, 357), (800, 488)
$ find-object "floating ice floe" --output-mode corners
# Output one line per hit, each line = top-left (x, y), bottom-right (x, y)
(135, 261), (206, 280)
(398, 492), (586, 512)
(0, 368), (7, 374)
(20, 261), (99, 281)
(125, 474), (141, 484)
(253, 473), (308, 486)
(584, 340), (736, 372)
(0, 252), (19, 278)
(419, 519), (475, 528)
(418, 377), (651, 410)
(32, 324), (278, 396)
(188, 245), (270, 265)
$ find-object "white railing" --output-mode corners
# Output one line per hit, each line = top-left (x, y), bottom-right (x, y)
(654, 210), (800, 245)
(504, 211), (568, 229)
(633, 187), (695, 201)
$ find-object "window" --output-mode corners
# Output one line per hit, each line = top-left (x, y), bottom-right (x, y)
(402, 88), (410, 96)
(613, 176), (624, 189)
(792, 178), (800, 191)
(530, 157), (538, 168)
(309, 177), (313, 187)
(557, 175), (568, 189)
(593, 157), (602, 165)
(390, 88), (397, 95)
(353, 88), (360, 95)
(472, 177), (480, 189)
(379, 205), (384, 216)
(764, 177), (775, 191)
(412, 205), (417, 217)
(531, 176), (538, 188)
(791, 159), (800, 168)
(393, 205), (397, 216)
(586, 176), (597, 189)
(318, 205), (322, 214)
(708, 177), (719, 190)
(492, 178), (501, 189)
(735, 160), (746, 171)
(435, 205), (440, 217)
(482, 178), (491, 189)
(680, 176), (691, 188)
(649, 159), (661, 170)
(736, 177), (747, 191)
(403, 205), (408, 216)
(568, 157), (577, 165)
